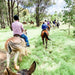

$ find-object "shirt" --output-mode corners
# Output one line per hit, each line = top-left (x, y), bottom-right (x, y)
(42, 24), (48, 30)
(45, 22), (47, 25)
(12, 21), (24, 35)
(47, 21), (50, 25)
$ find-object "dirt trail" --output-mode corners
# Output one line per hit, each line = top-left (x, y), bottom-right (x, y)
(0, 50), (6, 75)
(0, 51), (6, 60)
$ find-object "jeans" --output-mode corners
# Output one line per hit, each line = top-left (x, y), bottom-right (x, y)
(20, 34), (30, 46)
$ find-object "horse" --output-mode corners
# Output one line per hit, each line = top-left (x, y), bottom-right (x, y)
(4, 61), (36, 75)
(41, 30), (50, 48)
(47, 25), (50, 31)
(57, 22), (60, 28)
(22, 22), (27, 24)
(29, 20), (34, 24)
(5, 30), (28, 70)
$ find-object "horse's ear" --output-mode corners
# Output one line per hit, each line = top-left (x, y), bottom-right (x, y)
(28, 61), (36, 74)
(4, 68), (12, 75)
(4, 68), (8, 75)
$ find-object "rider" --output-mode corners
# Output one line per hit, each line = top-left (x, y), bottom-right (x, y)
(42, 22), (48, 31)
(57, 20), (60, 28)
(12, 15), (30, 47)
(44, 20), (47, 25)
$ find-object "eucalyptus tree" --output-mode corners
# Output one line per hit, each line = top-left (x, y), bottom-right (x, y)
(7, 0), (25, 30)
(21, 0), (55, 26)
(63, 0), (75, 35)
(0, 0), (6, 28)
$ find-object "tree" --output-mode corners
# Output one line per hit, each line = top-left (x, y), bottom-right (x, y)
(63, 0), (75, 35)
(23, 10), (27, 21)
(7, 0), (25, 30)
(0, 0), (6, 28)
(34, 0), (53, 26)
(21, 0), (54, 26)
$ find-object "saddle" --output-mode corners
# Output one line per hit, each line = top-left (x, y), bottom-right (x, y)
(14, 34), (21, 37)
(13, 34), (26, 46)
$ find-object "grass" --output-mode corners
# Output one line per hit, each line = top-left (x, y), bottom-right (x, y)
(0, 25), (75, 75)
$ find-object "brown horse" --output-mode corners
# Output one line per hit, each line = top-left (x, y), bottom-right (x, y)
(5, 30), (28, 70)
(41, 30), (50, 48)
(4, 61), (36, 75)
(22, 22), (27, 24)
(47, 25), (50, 31)
(29, 20), (34, 24)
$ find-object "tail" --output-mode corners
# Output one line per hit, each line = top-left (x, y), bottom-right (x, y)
(43, 32), (50, 40)
(7, 41), (22, 54)
(7, 41), (12, 54)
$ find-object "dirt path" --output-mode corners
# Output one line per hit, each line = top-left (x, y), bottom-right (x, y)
(0, 51), (6, 60)
(0, 50), (6, 75)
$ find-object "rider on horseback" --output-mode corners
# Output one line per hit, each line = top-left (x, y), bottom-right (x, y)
(42, 22), (48, 30)
(12, 15), (30, 47)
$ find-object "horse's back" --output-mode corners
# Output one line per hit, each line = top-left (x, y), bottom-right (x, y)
(5, 37), (24, 50)
(47, 25), (50, 30)
(41, 30), (49, 37)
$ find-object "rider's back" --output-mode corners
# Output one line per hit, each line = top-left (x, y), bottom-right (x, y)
(12, 21), (23, 35)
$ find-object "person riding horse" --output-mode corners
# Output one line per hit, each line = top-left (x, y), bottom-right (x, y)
(57, 20), (60, 28)
(5, 15), (30, 70)
(42, 22), (48, 30)
(44, 20), (47, 25)
(12, 15), (30, 47)
(41, 22), (50, 48)
(47, 22), (51, 31)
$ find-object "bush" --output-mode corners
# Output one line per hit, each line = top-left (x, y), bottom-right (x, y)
(73, 30), (75, 36)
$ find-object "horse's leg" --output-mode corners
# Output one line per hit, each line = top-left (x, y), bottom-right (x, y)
(7, 52), (10, 68)
(45, 39), (47, 48)
(42, 37), (44, 45)
(14, 51), (19, 70)
(19, 53), (22, 62)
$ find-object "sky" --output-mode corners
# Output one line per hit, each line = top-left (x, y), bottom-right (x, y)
(46, 0), (67, 15)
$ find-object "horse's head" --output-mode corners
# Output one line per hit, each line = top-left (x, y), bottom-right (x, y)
(23, 29), (27, 35)
(4, 61), (36, 75)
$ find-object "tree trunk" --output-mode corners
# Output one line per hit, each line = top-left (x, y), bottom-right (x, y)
(5, 0), (9, 26)
(11, 0), (14, 23)
(17, 0), (19, 17)
(1, 10), (5, 28)
(36, 4), (40, 27)
(68, 24), (70, 35)
(8, 0), (12, 30)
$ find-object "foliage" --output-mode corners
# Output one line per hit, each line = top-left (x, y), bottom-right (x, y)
(21, 0), (54, 26)
(73, 30), (75, 36)
(63, 0), (75, 26)
(51, 15), (56, 21)
(0, 0), (7, 28)
(23, 11), (27, 17)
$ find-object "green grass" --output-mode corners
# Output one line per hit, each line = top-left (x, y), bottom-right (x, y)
(0, 25), (75, 75)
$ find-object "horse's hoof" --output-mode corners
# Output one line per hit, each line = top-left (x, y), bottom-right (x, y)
(14, 65), (19, 70)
